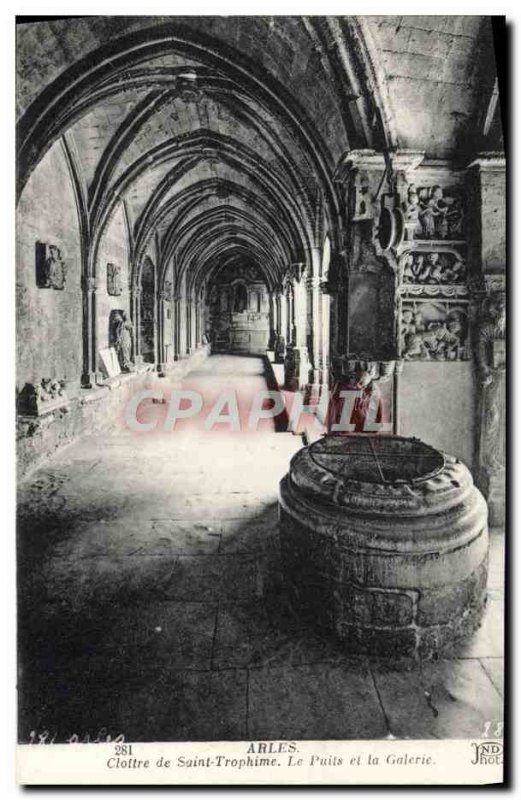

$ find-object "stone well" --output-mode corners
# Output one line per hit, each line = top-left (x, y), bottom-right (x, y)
(279, 434), (489, 660)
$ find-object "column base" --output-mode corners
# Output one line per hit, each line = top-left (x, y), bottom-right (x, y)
(81, 371), (96, 389)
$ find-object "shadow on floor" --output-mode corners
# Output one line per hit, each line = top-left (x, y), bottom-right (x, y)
(260, 355), (289, 433)
(18, 494), (504, 743)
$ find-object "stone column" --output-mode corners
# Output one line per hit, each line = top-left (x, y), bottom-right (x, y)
(286, 283), (294, 344)
(186, 299), (193, 355)
(81, 275), (97, 388)
(191, 297), (197, 351)
(334, 150), (387, 357)
(179, 295), (187, 358)
(320, 279), (331, 398)
(194, 299), (201, 347)
(156, 289), (166, 374)
(267, 293), (275, 349)
(306, 274), (322, 391)
(131, 284), (143, 365)
(284, 264), (311, 390)
(467, 154), (506, 526)
(279, 289), (288, 344)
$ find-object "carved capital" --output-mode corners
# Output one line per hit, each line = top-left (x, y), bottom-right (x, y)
(290, 263), (307, 284)
(331, 354), (397, 385)
(82, 275), (97, 293)
(473, 289), (506, 384)
(18, 378), (69, 417)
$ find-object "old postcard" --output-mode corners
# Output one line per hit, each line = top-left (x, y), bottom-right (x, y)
(15, 12), (506, 786)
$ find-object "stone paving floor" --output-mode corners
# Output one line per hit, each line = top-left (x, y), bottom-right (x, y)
(17, 355), (504, 743)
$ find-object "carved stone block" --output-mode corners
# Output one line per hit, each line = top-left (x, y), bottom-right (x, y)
(35, 242), (67, 290)
(401, 249), (466, 286)
(18, 378), (69, 416)
(413, 185), (465, 241)
(99, 347), (121, 379)
(106, 263), (123, 296)
(400, 301), (469, 361)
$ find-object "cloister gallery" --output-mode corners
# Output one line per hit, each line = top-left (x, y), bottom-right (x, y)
(16, 16), (505, 744)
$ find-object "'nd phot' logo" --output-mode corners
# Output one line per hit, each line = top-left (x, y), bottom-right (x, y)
(470, 741), (503, 765)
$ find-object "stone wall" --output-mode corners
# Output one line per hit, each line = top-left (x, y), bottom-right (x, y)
(399, 361), (475, 468)
(16, 140), (83, 395)
(95, 203), (131, 358)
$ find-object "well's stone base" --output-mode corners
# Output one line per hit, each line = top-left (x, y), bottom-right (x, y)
(279, 435), (489, 661)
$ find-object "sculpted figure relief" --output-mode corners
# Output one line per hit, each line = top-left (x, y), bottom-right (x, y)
(106, 263), (122, 296)
(114, 311), (135, 372)
(36, 243), (67, 290)
(415, 186), (464, 240)
(401, 307), (467, 360)
(474, 291), (506, 475)
(402, 251), (466, 285)
(475, 291), (506, 386)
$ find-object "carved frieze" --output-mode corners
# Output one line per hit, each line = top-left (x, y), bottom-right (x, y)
(409, 185), (465, 241)
(35, 242), (67, 290)
(106, 263), (122, 296)
(400, 301), (469, 361)
(82, 275), (97, 293)
(18, 378), (69, 417)
(400, 249), (466, 286)
(474, 290), (506, 488)
(474, 290), (506, 385)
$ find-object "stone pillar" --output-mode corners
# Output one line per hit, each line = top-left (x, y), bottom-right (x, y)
(81, 275), (97, 388)
(268, 293), (276, 349)
(284, 263), (311, 390)
(320, 279), (331, 398)
(280, 290), (288, 344)
(173, 294), (181, 360)
(156, 289), (166, 374)
(131, 284), (143, 365)
(467, 154), (506, 526)
(307, 271), (321, 392)
(333, 150), (387, 358)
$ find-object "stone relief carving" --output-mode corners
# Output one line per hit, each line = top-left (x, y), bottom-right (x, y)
(35, 242), (67, 290)
(474, 290), (506, 386)
(106, 263), (122, 296)
(82, 275), (97, 293)
(401, 250), (466, 285)
(290, 263), (307, 283)
(400, 302), (469, 361)
(18, 378), (69, 416)
(414, 185), (465, 240)
(327, 354), (394, 433)
(112, 310), (135, 372)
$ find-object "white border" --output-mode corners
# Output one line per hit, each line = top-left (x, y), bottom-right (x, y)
(3, 3), (518, 797)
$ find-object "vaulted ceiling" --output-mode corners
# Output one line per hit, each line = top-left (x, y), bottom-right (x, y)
(17, 16), (502, 295)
